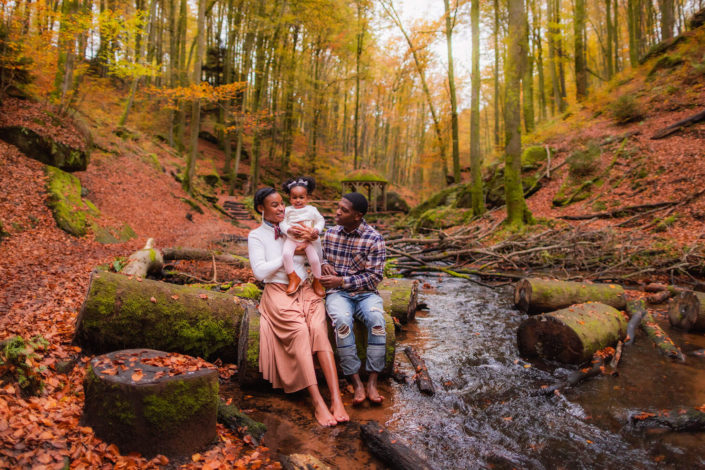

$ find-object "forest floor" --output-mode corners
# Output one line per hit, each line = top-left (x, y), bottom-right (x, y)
(1, 27), (705, 470)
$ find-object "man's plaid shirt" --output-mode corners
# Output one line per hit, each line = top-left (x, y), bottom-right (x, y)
(322, 219), (386, 293)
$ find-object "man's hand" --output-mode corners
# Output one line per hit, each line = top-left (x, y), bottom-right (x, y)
(304, 226), (319, 242)
(320, 275), (343, 289)
(321, 264), (337, 276)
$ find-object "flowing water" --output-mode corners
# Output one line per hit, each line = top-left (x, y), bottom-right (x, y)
(225, 275), (705, 469)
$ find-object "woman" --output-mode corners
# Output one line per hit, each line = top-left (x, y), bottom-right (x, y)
(247, 187), (349, 426)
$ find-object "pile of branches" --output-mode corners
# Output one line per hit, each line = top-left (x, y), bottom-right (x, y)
(388, 225), (704, 284)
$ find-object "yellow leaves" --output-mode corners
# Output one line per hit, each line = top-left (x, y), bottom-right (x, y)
(147, 81), (247, 104)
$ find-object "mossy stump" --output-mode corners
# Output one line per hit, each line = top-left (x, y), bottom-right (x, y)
(514, 278), (626, 315)
(75, 270), (252, 362)
(668, 291), (705, 332)
(237, 305), (396, 388)
(378, 278), (418, 324)
(83, 349), (218, 458)
(517, 302), (628, 364)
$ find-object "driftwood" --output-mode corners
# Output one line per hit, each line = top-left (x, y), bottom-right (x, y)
(404, 346), (435, 396)
(624, 300), (647, 345)
(217, 400), (266, 445)
(360, 420), (431, 470)
(75, 270), (252, 362)
(517, 302), (628, 364)
(651, 109), (705, 139)
(668, 291), (705, 331)
(514, 278), (626, 314)
(629, 299), (686, 362)
(540, 348), (614, 395)
(630, 407), (705, 431)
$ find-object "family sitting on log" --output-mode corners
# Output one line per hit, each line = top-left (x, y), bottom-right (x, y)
(247, 178), (388, 426)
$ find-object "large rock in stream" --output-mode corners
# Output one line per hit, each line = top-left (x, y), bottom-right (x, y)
(0, 125), (89, 171)
(82, 349), (218, 457)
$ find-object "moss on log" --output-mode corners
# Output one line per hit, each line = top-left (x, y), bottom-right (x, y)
(668, 291), (705, 331)
(75, 270), (252, 362)
(640, 303), (686, 362)
(217, 400), (266, 442)
(517, 302), (628, 364)
(228, 282), (262, 300)
(121, 238), (163, 277)
(378, 278), (418, 323)
(237, 304), (396, 388)
(82, 349), (218, 457)
(514, 278), (626, 315)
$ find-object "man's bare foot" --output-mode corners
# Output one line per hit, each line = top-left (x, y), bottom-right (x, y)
(350, 374), (367, 405)
(330, 397), (349, 423)
(314, 403), (337, 427)
(367, 373), (384, 405)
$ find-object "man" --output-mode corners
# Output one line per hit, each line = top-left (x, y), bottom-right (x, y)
(320, 192), (387, 404)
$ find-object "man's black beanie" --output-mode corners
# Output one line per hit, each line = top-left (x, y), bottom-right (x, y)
(342, 192), (368, 215)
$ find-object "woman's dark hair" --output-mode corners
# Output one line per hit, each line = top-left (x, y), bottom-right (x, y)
(282, 176), (315, 195)
(253, 187), (277, 214)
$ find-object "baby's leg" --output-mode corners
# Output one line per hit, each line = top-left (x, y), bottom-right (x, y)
(304, 243), (321, 278)
(282, 238), (298, 274)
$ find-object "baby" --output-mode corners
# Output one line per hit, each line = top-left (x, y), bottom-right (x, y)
(280, 177), (326, 297)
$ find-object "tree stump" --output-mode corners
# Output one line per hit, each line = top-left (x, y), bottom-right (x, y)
(75, 270), (253, 362)
(82, 349), (218, 458)
(517, 302), (628, 364)
(668, 291), (705, 332)
(237, 306), (396, 388)
(378, 278), (419, 323)
(514, 278), (626, 314)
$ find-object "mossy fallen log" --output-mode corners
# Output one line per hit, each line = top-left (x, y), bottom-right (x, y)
(237, 304), (396, 388)
(624, 300), (647, 345)
(514, 278), (626, 315)
(217, 399), (266, 444)
(121, 238), (164, 277)
(360, 420), (431, 470)
(378, 278), (418, 323)
(517, 302), (628, 364)
(75, 270), (253, 362)
(162, 247), (249, 267)
(668, 291), (705, 332)
(637, 301), (686, 362)
(630, 407), (705, 431)
(82, 349), (218, 458)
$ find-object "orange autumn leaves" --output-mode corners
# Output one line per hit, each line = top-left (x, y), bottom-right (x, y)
(94, 351), (216, 383)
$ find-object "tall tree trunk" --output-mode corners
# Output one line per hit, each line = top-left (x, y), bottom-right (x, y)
(606, 0), (614, 78)
(444, 0), (460, 183)
(282, 25), (299, 169)
(659, 0), (674, 40)
(504, 0), (533, 229)
(531, 0), (547, 120)
(574, 0), (588, 100)
(353, 1), (365, 170)
(470, 0), (484, 215)
(183, 0), (207, 194)
(120, 0), (156, 127)
(628, 0), (639, 65)
(494, 0), (501, 148)
(522, 1), (535, 133)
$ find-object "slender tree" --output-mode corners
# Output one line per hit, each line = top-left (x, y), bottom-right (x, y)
(444, 0), (461, 183)
(574, 0), (588, 100)
(470, 0), (484, 215)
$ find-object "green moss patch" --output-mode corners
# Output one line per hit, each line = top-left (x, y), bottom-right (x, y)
(522, 146), (548, 169)
(45, 165), (101, 236)
(341, 169), (388, 183)
(229, 283), (262, 300)
(143, 378), (218, 432)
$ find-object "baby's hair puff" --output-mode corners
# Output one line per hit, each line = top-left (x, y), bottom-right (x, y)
(282, 176), (316, 195)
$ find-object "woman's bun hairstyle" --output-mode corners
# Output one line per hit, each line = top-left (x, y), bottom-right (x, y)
(253, 187), (277, 214)
(282, 176), (315, 195)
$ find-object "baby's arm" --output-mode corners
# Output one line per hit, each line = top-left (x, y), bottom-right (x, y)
(311, 206), (325, 234)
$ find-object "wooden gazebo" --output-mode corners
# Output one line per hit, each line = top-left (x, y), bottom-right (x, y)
(341, 169), (388, 213)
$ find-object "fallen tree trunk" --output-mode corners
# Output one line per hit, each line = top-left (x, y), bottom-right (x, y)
(514, 278), (626, 314)
(75, 270), (252, 362)
(237, 304), (396, 388)
(217, 399), (267, 444)
(360, 420), (431, 470)
(162, 247), (249, 267)
(651, 109), (705, 140)
(541, 348), (614, 395)
(404, 346), (435, 396)
(668, 291), (705, 332)
(630, 407), (705, 431)
(624, 300), (647, 345)
(122, 238), (164, 277)
(378, 278), (419, 324)
(637, 300), (686, 362)
(517, 302), (628, 364)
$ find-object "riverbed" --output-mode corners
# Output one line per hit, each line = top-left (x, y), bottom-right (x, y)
(225, 275), (705, 469)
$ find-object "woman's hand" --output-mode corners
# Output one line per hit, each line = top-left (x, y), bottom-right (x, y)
(303, 226), (319, 242)
(288, 225), (307, 239)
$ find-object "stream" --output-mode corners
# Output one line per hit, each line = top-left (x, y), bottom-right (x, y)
(225, 275), (705, 469)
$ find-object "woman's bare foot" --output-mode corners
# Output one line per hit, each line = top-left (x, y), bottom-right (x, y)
(330, 397), (349, 423)
(314, 403), (337, 427)
(350, 375), (366, 405)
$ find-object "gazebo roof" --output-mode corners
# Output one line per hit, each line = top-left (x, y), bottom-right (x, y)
(341, 169), (388, 184)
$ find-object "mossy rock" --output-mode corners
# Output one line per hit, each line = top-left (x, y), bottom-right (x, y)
(181, 197), (204, 214)
(0, 126), (89, 171)
(45, 165), (101, 237)
(200, 172), (221, 187)
(228, 282), (262, 300)
(83, 349), (218, 458)
(521, 146), (548, 170)
(415, 206), (473, 231)
(379, 191), (410, 213)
